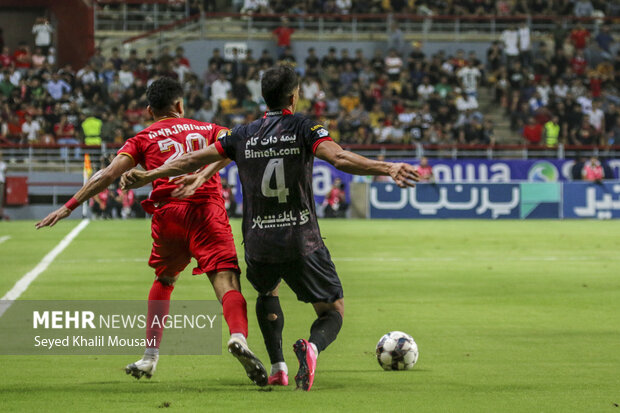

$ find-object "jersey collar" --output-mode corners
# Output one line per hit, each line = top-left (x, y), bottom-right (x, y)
(264, 109), (293, 118)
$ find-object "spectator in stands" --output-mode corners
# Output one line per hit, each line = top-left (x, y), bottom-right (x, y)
(384, 49), (403, 82)
(46, 73), (70, 100)
(13, 43), (31, 71)
(501, 25), (520, 67)
(543, 115), (561, 147)
(457, 60), (481, 97)
(416, 157), (434, 182)
(273, 18), (294, 59)
(242, 0), (271, 13)
(221, 177), (236, 217)
(0, 46), (11, 68)
(90, 186), (111, 219)
(323, 178), (348, 218)
(32, 17), (53, 56)
(21, 114), (41, 144)
(82, 114), (102, 146)
(387, 22), (404, 54)
(210, 72), (231, 108)
(518, 22), (532, 67)
(574, 0), (595, 17)
(118, 187), (137, 219)
(570, 23), (590, 50)
(522, 117), (543, 145)
(582, 156), (604, 182)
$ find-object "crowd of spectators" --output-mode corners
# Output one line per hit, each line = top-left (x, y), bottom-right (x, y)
(494, 22), (619, 146)
(0, 10), (618, 149)
(235, 0), (620, 17)
(0, 36), (498, 148)
(101, 0), (620, 18)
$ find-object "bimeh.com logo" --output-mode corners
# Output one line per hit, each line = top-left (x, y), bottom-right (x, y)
(528, 161), (559, 182)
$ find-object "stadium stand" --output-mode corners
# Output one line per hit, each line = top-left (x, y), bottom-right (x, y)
(1, 1), (619, 172)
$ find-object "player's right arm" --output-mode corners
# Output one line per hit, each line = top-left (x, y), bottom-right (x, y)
(315, 140), (420, 188)
(121, 144), (225, 190)
(35, 154), (134, 229)
(170, 158), (232, 199)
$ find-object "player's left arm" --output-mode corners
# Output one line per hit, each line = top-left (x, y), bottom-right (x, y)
(121, 144), (225, 190)
(315, 140), (420, 188)
(35, 154), (134, 229)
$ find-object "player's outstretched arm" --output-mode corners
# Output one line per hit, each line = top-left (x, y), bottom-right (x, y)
(121, 144), (224, 190)
(315, 140), (420, 188)
(35, 154), (135, 229)
(171, 158), (232, 199)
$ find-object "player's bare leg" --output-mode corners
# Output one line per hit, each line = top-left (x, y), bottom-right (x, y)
(256, 283), (288, 385)
(126, 274), (178, 379)
(294, 299), (344, 391)
(209, 270), (268, 387)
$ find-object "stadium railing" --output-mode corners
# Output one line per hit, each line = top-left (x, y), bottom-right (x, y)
(104, 10), (615, 45)
(2, 143), (619, 172)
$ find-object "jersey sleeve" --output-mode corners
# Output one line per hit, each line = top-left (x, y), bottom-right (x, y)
(117, 136), (143, 166)
(208, 124), (230, 145)
(215, 126), (243, 161)
(303, 118), (333, 154)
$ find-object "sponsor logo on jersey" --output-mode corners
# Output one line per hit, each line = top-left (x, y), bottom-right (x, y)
(316, 128), (329, 138)
(311, 124), (324, 131)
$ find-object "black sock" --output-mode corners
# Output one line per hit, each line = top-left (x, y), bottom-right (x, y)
(309, 310), (343, 353)
(256, 295), (284, 364)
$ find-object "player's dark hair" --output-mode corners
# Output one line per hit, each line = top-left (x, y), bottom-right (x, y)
(146, 77), (184, 115)
(261, 65), (299, 110)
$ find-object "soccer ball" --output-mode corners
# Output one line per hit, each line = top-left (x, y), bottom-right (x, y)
(376, 331), (418, 371)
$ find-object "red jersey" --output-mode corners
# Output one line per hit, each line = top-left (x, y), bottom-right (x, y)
(583, 163), (603, 181)
(273, 27), (294, 47)
(0, 53), (12, 68)
(570, 29), (590, 50)
(570, 56), (587, 76)
(117, 117), (228, 210)
(417, 165), (433, 182)
(523, 124), (543, 144)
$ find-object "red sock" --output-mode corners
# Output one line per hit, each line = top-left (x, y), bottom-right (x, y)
(222, 290), (248, 338)
(146, 279), (174, 348)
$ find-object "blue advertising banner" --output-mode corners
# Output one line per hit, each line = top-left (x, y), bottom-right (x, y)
(217, 158), (619, 212)
(369, 183), (521, 219)
(563, 182), (620, 219)
(369, 182), (564, 219)
(415, 159), (620, 182)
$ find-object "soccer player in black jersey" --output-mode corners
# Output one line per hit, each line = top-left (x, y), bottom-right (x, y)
(122, 65), (419, 391)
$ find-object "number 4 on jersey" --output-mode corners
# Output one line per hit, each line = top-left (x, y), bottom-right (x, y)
(261, 158), (289, 203)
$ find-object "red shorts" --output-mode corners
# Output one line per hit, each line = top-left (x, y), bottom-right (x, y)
(148, 198), (239, 278)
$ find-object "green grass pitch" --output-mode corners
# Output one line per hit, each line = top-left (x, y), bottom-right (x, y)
(0, 219), (619, 412)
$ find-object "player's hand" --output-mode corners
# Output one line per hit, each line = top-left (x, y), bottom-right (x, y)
(388, 163), (420, 188)
(120, 169), (149, 190)
(171, 174), (205, 199)
(35, 206), (71, 229)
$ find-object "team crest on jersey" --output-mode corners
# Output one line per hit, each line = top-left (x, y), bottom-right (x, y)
(316, 128), (329, 138)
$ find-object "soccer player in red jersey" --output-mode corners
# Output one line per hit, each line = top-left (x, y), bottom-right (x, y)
(121, 66), (419, 391)
(35, 77), (268, 386)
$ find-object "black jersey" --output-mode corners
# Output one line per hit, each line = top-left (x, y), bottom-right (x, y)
(216, 110), (333, 263)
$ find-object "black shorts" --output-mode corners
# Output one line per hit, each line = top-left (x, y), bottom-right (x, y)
(245, 247), (343, 303)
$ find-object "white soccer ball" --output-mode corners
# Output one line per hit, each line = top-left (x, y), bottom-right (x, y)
(376, 331), (418, 371)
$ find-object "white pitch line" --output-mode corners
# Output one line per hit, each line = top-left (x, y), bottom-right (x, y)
(0, 220), (90, 318)
(0, 236), (10, 245)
